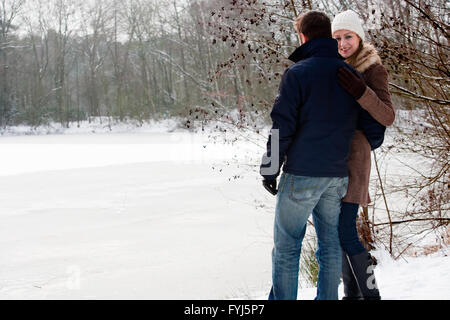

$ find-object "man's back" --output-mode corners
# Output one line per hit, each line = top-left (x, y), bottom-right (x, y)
(261, 38), (360, 180)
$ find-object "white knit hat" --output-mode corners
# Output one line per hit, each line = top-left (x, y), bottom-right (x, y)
(332, 10), (365, 42)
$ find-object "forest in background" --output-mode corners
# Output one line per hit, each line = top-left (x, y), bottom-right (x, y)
(0, 0), (448, 258)
(0, 1), (447, 125)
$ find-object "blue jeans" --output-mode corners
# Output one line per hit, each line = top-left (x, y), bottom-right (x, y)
(268, 173), (348, 300)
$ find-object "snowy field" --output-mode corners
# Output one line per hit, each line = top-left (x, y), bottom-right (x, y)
(0, 120), (448, 300)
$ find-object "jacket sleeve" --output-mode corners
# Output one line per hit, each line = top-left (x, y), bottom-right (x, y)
(357, 64), (395, 126)
(260, 68), (301, 180)
(357, 109), (386, 151)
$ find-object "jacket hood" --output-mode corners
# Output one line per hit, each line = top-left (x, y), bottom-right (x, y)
(288, 38), (341, 63)
(348, 42), (382, 73)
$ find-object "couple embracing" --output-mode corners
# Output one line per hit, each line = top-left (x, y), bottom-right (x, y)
(260, 10), (394, 300)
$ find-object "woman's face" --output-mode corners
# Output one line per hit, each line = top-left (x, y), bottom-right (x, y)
(333, 30), (361, 58)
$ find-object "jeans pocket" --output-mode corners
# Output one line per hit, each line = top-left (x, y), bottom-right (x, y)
(288, 177), (318, 203)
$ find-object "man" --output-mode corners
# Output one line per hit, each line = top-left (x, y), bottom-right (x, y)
(260, 11), (362, 300)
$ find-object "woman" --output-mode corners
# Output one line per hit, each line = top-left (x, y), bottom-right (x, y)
(332, 10), (395, 300)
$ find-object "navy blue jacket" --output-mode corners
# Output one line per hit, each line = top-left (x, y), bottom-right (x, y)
(261, 38), (370, 180)
(358, 109), (386, 150)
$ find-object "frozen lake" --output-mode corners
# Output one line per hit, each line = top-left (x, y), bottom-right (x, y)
(0, 131), (275, 299)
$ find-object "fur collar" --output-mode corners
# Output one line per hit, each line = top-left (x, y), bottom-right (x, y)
(347, 42), (382, 73)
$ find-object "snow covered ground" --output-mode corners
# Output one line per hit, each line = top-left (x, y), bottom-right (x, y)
(248, 249), (450, 300)
(0, 120), (448, 300)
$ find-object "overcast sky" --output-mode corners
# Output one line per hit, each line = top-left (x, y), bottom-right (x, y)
(13, 0), (190, 38)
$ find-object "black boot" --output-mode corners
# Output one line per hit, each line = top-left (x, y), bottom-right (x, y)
(347, 250), (381, 300)
(341, 252), (363, 300)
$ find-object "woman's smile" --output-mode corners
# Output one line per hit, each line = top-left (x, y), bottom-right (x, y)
(333, 29), (361, 58)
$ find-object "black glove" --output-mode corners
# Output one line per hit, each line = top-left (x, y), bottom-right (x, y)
(338, 67), (367, 100)
(263, 179), (278, 195)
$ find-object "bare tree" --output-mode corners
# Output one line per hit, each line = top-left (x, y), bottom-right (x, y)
(0, 0), (24, 126)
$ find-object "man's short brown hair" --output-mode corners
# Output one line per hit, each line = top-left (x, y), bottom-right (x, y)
(294, 11), (332, 41)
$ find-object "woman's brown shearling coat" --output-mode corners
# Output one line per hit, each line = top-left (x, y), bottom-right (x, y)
(343, 43), (395, 206)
